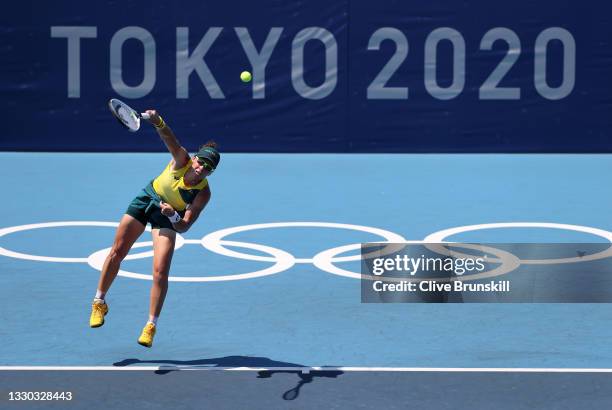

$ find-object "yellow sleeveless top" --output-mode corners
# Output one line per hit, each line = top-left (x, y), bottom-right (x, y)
(152, 159), (208, 211)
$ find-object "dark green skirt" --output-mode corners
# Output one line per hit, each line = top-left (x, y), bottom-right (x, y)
(125, 181), (184, 231)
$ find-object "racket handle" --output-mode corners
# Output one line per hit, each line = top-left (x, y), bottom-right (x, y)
(141, 113), (150, 120)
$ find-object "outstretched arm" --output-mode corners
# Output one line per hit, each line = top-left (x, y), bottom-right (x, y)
(144, 109), (190, 170)
(159, 185), (212, 233)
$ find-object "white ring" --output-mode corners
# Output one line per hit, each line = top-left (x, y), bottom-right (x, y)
(313, 242), (520, 281)
(424, 222), (612, 264)
(87, 239), (295, 282)
(0, 221), (151, 262)
(201, 222), (407, 263)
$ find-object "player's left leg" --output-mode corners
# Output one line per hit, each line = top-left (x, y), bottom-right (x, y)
(138, 227), (176, 348)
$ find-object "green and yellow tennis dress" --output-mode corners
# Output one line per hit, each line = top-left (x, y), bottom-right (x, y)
(126, 159), (208, 230)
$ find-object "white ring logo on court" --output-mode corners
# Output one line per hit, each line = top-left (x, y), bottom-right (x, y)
(0, 221), (611, 282)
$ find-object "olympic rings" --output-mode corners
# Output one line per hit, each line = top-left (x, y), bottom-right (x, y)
(1, 220), (612, 282)
(201, 222), (407, 263)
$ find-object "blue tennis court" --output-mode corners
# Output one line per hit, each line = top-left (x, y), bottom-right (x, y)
(2, 152), (612, 368)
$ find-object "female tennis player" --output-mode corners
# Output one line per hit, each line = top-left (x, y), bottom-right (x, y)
(89, 110), (220, 348)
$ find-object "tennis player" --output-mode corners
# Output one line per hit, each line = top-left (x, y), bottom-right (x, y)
(89, 110), (220, 348)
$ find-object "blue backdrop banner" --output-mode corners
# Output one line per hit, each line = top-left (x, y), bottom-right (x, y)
(1, 0), (611, 152)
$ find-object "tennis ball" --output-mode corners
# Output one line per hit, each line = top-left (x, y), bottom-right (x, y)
(240, 71), (252, 83)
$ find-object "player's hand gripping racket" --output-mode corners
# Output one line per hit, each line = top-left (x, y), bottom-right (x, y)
(108, 98), (150, 132)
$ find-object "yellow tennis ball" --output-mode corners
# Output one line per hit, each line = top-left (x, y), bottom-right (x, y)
(240, 71), (252, 83)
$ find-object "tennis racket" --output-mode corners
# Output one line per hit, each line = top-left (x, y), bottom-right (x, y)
(108, 98), (151, 132)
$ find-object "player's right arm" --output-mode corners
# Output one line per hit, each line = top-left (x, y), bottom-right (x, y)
(144, 109), (190, 170)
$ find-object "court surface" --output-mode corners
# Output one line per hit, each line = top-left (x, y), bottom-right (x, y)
(2, 152), (612, 407)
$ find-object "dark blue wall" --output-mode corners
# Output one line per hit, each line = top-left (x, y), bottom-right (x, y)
(1, 0), (611, 152)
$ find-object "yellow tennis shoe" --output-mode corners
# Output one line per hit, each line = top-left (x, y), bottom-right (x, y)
(89, 300), (108, 328)
(137, 323), (156, 348)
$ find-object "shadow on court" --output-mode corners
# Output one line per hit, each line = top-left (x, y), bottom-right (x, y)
(113, 356), (344, 401)
(258, 370), (343, 401)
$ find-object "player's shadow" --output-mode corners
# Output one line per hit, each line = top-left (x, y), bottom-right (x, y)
(113, 356), (343, 400)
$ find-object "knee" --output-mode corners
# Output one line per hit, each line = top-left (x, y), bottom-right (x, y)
(152, 267), (169, 285)
(108, 244), (130, 263)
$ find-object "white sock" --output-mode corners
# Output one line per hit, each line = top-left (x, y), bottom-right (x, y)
(148, 316), (158, 325)
(95, 290), (105, 300)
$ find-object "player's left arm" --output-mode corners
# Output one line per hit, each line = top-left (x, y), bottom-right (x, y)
(169, 185), (211, 233)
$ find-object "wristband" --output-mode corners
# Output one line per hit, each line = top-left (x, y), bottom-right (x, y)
(167, 211), (181, 223)
(154, 116), (166, 129)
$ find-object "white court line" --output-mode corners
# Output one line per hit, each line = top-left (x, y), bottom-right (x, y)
(2, 366), (612, 373)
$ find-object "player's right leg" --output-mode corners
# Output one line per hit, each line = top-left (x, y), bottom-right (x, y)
(90, 214), (146, 327)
